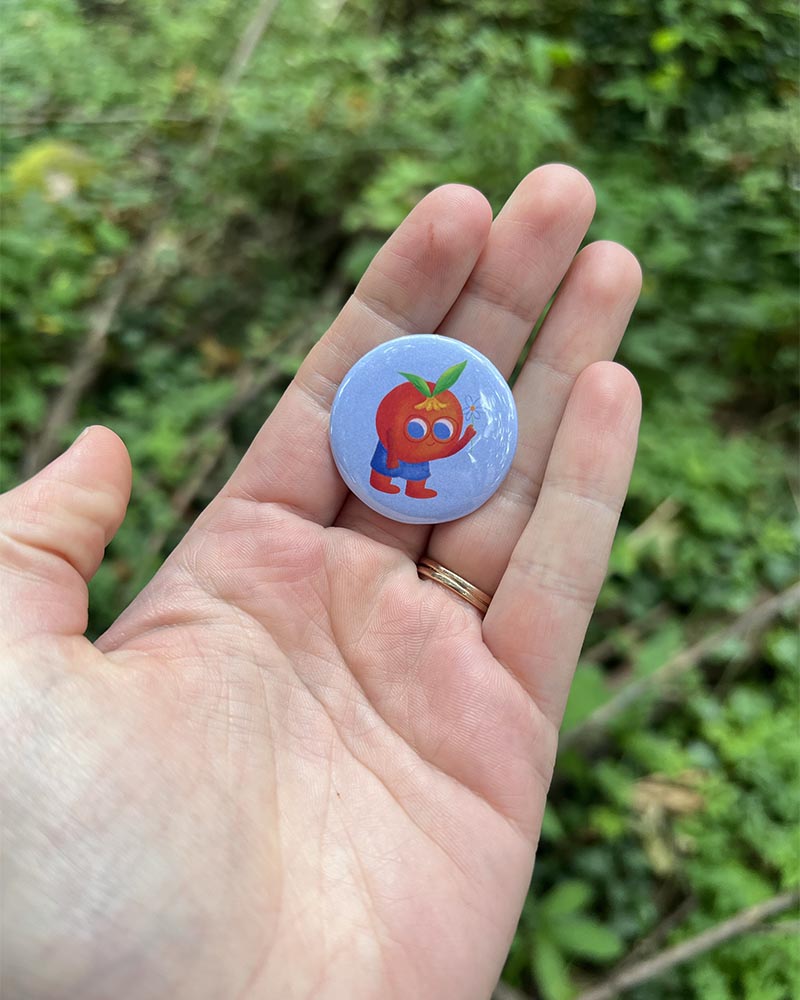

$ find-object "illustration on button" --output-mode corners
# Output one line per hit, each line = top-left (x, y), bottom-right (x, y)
(370, 361), (476, 500)
(329, 334), (517, 525)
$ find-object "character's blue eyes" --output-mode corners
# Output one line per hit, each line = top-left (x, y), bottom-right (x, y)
(406, 417), (428, 440)
(432, 418), (455, 441)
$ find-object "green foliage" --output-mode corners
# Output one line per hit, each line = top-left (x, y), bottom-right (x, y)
(508, 880), (624, 1000)
(532, 624), (800, 999)
(1, 0), (797, 997)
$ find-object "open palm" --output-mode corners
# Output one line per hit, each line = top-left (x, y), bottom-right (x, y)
(1, 167), (642, 1000)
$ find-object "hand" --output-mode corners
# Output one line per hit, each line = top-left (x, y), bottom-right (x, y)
(1, 166), (642, 1000)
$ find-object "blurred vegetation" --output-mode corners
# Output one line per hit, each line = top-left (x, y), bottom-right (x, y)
(1, 0), (798, 997)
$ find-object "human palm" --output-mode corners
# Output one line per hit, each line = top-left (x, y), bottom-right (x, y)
(1, 167), (642, 1000)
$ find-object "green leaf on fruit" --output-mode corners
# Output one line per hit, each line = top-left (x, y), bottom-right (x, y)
(399, 371), (432, 396)
(432, 360), (467, 395)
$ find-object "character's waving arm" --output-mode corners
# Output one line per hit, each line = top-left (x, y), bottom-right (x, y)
(438, 423), (476, 458)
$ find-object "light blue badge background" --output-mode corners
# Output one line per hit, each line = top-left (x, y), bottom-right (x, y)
(329, 335), (518, 524)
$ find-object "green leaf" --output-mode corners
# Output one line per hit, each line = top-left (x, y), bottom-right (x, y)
(540, 803), (565, 842)
(650, 27), (683, 54)
(532, 931), (574, 1000)
(399, 371), (432, 397)
(561, 664), (612, 732)
(432, 360), (467, 396)
(541, 880), (593, 918)
(550, 917), (624, 962)
(764, 629), (800, 672)
(634, 621), (685, 678)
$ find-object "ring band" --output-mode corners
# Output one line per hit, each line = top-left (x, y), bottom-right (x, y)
(417, 556), (492, 617)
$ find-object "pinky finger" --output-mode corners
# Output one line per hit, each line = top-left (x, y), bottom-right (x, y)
(483, 361), (641, 726)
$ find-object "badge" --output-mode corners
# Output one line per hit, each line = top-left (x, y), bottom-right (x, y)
(330, 335), (518, 524)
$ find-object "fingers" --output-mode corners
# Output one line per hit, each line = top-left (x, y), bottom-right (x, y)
(0, 427), (131, 639)
(220, 184), (493, 525)
(436, 163), (596, 375)
(428, 241), (642, 592)
(334, 165), (596, 552)
(483, 362), (641, 726)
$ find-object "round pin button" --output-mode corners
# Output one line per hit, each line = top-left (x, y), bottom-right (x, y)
(329, 335), (518, 524)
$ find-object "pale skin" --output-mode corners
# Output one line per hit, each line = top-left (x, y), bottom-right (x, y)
(0, 166), (642, 1000)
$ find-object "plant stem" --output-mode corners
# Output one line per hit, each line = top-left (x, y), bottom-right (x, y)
(574, 889), (800, 1000)
(561, 582), (800, 752)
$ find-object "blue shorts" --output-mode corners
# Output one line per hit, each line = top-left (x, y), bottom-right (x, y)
(370, 441), (430, 482)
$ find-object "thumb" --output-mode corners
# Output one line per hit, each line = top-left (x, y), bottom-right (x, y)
(0, 426), (131, 640)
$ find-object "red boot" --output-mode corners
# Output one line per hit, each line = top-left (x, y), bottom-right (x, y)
(406, 478), (437, 499)
(370, 470), (400, 494)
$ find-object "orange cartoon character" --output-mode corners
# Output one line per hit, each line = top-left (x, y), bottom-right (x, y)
(370, 361), (477, 499)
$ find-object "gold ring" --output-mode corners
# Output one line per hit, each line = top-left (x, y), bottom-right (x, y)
(417, 556), (492, 617)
